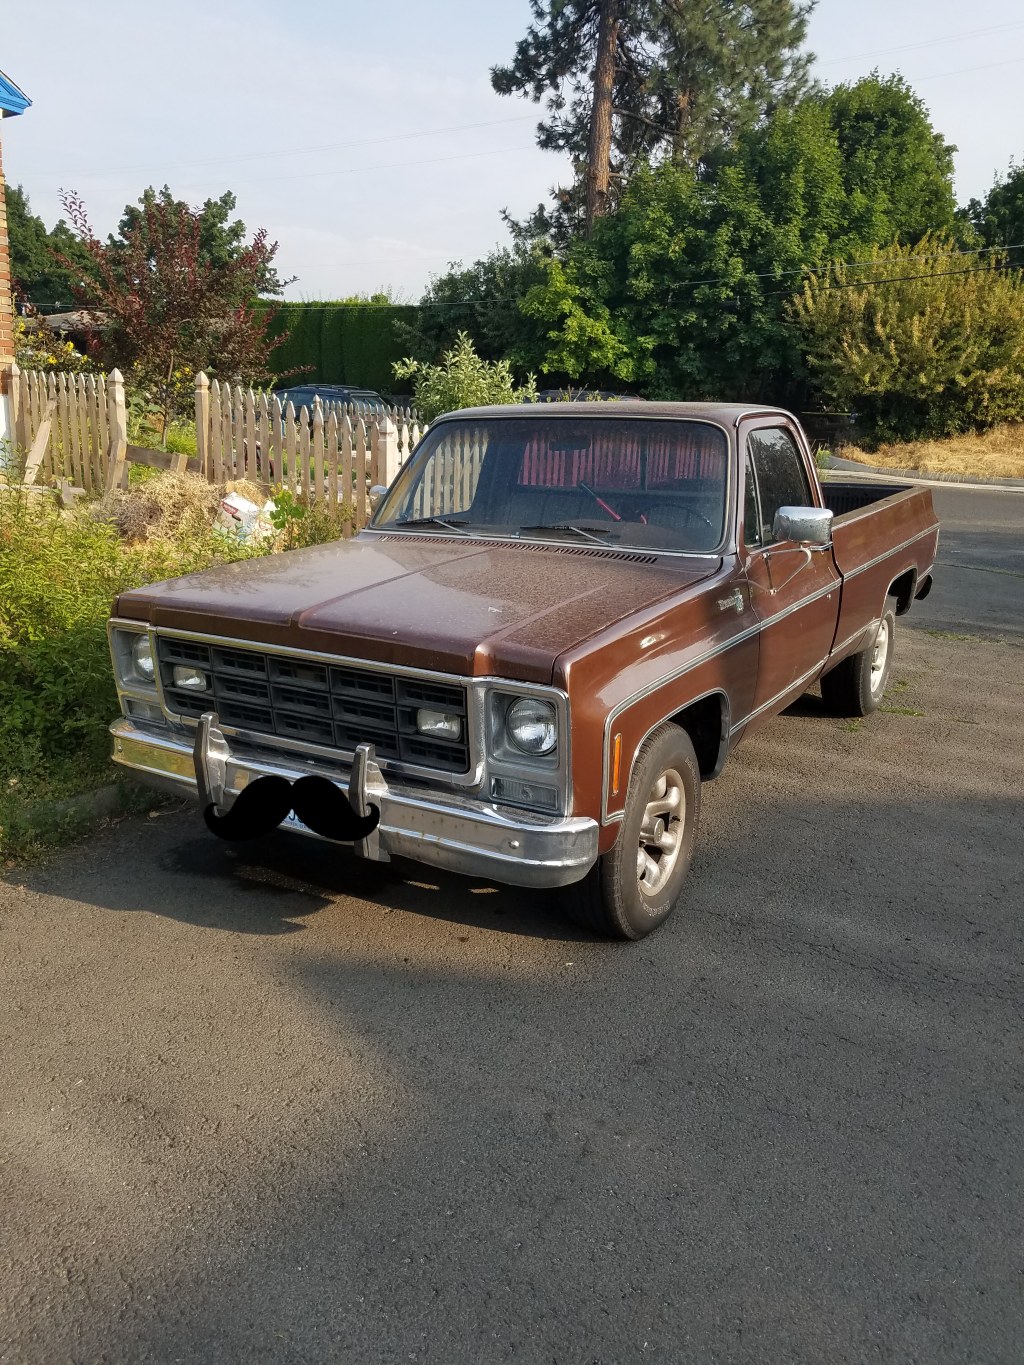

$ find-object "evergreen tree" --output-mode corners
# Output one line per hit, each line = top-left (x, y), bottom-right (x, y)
(492, 0), (816, 233)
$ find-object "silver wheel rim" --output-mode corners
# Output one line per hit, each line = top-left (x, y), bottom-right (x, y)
(636, 766), (686, 898)
(870, 618), (890, 694)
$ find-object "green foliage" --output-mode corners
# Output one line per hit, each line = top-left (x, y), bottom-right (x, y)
(113, 186), (291, 298)
(492, 0), (814, 233)
(519, 77), (960, 402)
(268, 488), (354, 548)
(265, 298), (418, 390)
(13, 315), (91, 373)
(965, 158), (1024, 265)
(790, 236), (1024, 441)
(399, 243), (552, 369)
(393, 332), (537, 421)
(0, 485), (260, 813)
(5, 184), (93, 311)
(822, 75), (957, 244)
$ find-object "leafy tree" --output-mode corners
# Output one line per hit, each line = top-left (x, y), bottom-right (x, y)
(790, 235), (1024, 441)
(519, 77), (960, 402)
(58, 190), (285, 438)
(492, 0), (816, 233)
(112, 186), (291, 298)
(822, 74), (957, 245)
(392, 332), (537, 422)
(5, 185), (93, 311)
(966, 158), (1024, 266)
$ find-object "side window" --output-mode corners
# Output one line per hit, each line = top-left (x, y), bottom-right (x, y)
(743, 451), (761, 548)
(746, 427), (812, 544)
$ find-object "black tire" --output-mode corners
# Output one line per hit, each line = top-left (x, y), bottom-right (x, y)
(820, 606), (896, 717)
(565, 724), (701, 941)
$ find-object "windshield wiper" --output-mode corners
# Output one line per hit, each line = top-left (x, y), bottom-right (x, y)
(393, 516), (472, 536)
(518, 523), (616, 545)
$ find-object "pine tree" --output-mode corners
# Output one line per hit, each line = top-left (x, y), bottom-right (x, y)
(492, 0), (816, 233)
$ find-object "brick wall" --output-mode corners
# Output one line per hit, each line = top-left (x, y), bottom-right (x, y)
(0, 133), (13, 398)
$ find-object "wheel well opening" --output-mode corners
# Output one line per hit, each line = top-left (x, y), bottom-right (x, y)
(669, 693), (726, 779)
(888, 568), (917, 615)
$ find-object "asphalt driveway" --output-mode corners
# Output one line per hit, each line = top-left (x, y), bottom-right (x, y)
(2, 485), (1021, 1364)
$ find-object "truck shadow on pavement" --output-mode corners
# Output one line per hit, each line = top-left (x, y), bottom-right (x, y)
(140, 811), (598, 942)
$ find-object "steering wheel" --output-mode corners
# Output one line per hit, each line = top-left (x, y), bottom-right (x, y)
(644, 504), (717, 537)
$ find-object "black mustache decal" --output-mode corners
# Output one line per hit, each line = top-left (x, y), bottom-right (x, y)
(204, 774), (381, 843)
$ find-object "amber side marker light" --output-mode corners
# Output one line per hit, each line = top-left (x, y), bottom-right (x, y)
(612, 733), (622, 796)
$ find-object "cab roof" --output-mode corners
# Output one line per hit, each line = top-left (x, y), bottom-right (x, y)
(432, 401), (794, 425)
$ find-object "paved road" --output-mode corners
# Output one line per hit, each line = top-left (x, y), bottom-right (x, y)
(2, 487), (1021, 1364)
(916, 485), (1024, 639)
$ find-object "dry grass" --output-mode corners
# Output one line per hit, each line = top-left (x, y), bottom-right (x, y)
(842, 424), (1024, 479)
(91, 473), (266, 544)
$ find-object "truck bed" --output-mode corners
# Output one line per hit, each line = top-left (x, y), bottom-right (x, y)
(821, 479), (912, 517)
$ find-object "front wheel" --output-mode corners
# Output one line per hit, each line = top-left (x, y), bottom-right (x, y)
(820, 606), (896, 716)
(565, 725), (701, 940)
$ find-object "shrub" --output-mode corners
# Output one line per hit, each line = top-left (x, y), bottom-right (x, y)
(790, 234), (1024, 442)
(0, 482), (262, 808)
(392, 332), (537, 422)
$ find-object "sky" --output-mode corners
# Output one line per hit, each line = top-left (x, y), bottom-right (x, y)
(2, 0), (1023, 305)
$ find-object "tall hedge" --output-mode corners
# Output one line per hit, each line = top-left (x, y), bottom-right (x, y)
(265, 301), (418, 392)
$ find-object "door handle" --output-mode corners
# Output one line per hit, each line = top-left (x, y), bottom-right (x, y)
(717, 588), (745, 614)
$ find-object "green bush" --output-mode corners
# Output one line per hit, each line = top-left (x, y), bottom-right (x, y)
(0, 485), (258, 812)
(791, 234), (1024, 442)
(392, 332), (536, 422)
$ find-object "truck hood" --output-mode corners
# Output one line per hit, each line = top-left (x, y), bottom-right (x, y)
(115, 532), (718, 683)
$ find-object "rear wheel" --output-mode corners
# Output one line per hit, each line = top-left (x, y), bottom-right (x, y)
(566, 725), (701, 941)
(820, 606), (895, 716)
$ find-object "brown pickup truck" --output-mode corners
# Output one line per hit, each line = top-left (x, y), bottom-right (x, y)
(108, 403), (938, 939)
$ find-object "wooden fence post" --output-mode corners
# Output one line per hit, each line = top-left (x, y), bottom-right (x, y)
(376, 414), (401, 486)
(195, 372), (210, 480)
(106, 367), (129, 490)
(7, 360), (21, 452)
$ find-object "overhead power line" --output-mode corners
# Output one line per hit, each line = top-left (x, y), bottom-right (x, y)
(814, 18), (1024, 66)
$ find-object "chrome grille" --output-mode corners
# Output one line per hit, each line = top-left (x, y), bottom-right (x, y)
(157, 637), (470, 773)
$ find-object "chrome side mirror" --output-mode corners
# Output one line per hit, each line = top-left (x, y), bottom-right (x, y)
(773, 506), (833, 546)
(368, 485), (388, 512)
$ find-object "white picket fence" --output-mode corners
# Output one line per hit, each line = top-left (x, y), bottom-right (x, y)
(7, 363), (124, 493)
(8, 365), (428, 534)
(194, 375), (425, 528)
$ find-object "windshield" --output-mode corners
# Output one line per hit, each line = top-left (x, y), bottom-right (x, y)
(372, 417), (729, 553)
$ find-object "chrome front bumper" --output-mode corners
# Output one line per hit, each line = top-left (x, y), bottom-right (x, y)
(110, 718), (599, 889)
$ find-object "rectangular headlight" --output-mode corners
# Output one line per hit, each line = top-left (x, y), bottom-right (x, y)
(417, 708), (462, 741)
(172, 665), (209, 691)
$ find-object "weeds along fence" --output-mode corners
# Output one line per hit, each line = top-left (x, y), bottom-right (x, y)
(9, 366), (427, 534)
